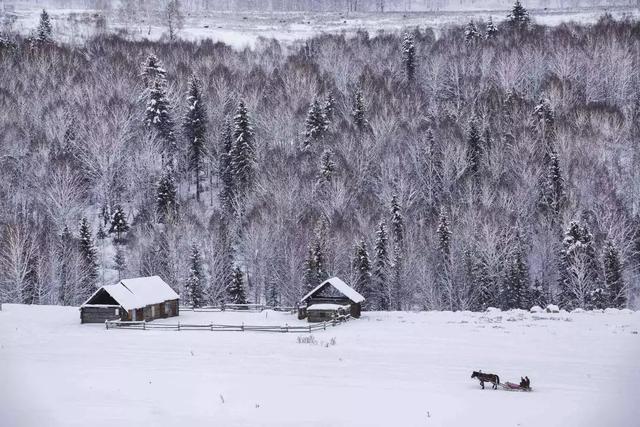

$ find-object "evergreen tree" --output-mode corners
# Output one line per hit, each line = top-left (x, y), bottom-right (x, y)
(323, 93), (335, 123)
(36, 9), (53, 43)
(185, 244), (205, 308)
(401, 32), (416, 82)
(437, 207), (453, 309)
(109, 206), (130, 242)
(540, 147), (566, 219)
(78, 217), (98, 300)
(485, 16), (499, 39)
(603, 240), (626, 308)
(317, 149), (336, 185)
(353, 239), (372, 307)
(218, 120), (235, 216)
(146, 80), (177, 159)
(390, 195), (405, 310)
(266, 280), (279, 307)
(57, 227), (74, 305)
(466, 117), (482, 177)
(558, 221), (601, 309)
(464, 21), (480, 44)
(183, 76), (208, 201)
(352, 88), (367, 132)
(113, 245), (127, 281)
(470, 254), (493, 311)
(534, 97), (555, 142)
(303, 217), (329, 293)
(156, 166), (178, 223)
(227, 265), (247, 304)
(141, 54), (167, 88)
(96, 223), (107, 241)
(507, 0), (530, 29)
(230, 101), (256, 200)
(304, 99), (328, 147)
(502, 232), (530, 310)
(373, 220), (390, 310)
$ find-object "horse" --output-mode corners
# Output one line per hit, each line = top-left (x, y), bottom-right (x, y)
(471, 371), (500, 389)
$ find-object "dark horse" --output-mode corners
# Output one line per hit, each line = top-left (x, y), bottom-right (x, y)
(471, 371), (500, 389)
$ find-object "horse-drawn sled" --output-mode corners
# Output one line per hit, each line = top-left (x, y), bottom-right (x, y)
(471, 371), (532, 392)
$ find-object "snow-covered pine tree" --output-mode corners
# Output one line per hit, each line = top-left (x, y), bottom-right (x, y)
(183, 76), (207, 202)
(540, 147), (566, 219)
(218, 120), (235, 216)
(304, 99), (328, 147)
(437, 207), (453, 310)
(231, 101), (256, 199)
(227, 265), (247, 304)
(353, 239), (372, 307)
(317, 149), (336, 185)
(390, 195), (405, 309)
(185, 244), (205, 308)
(156, 166), (178, 223)
(501, 232), (530, 310)
(603, 240), (626, 308)
(141, 54), (167, 88)
(373, 220), (390, 310)
(109, 206), (130, 242)
(266, 280), (279, 308)
(352, 88), (367, 132)
(466, 116), (482, 178)
(507, 0), (530, 29)
(113, 245), (127, 281)
(423, 128), (443, 211)
(464, 21), (480, 44)
(36, 9), (53, 44)
(471, 255), (493, 311)
(57, 226), (74, 305)
(323, 93), (335, 124)
(96, 223), (107, 241)
(534, 97), (555, 142)
(78, 217), (98, 301)
(485, 16), (499, 39)
(401, 32), (416, 82)
(558, 221), (601, 310)
(145, 80), (177, 160)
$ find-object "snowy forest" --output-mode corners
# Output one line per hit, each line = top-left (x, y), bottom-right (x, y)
(0, 2), (639, 312)
(4, 0), (638, 13)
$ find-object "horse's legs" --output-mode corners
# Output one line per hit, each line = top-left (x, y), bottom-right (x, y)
(480, 380), (484, 389)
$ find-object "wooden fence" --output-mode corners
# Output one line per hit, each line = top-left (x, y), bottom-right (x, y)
(178, 304), (296, 313)
(105, 314), (351, 333)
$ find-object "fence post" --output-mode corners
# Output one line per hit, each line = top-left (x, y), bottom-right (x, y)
(178, 321), (180, 331)
(143, 320), (146, 330)
(105, 320), (109, 330)
(323, 321), (326, 330)
(210, 322), (213, 331)
(241, 322), (244, 332)
(308, 325), (311, 333)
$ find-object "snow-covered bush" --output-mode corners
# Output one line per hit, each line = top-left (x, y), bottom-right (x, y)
(530, 306), (543, 313)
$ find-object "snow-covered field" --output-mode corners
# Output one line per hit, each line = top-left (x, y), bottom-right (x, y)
(1, 304), (639, 427)
(5, 6), (640, 48)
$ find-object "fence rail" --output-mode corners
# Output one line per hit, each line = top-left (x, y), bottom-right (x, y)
(105, 314), (351, 333)
(178, 304), (296, 313)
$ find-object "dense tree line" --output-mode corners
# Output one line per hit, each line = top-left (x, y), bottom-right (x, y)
(0, 6), (638, 310)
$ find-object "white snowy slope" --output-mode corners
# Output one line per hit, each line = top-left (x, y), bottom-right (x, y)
(1, 304), (639, 427)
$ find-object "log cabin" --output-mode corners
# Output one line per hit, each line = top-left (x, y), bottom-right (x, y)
(298, 277), (364, 322)
(80, 276), (179, 324)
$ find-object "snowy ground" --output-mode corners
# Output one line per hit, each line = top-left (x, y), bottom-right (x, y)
(1, 304), (639, 427)
(4, 6), (640, 49)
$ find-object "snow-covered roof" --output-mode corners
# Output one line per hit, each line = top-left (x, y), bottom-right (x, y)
(300, 277), (365, 304)
(81, 276), (179, 311)
(307, 303), (350, 311)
